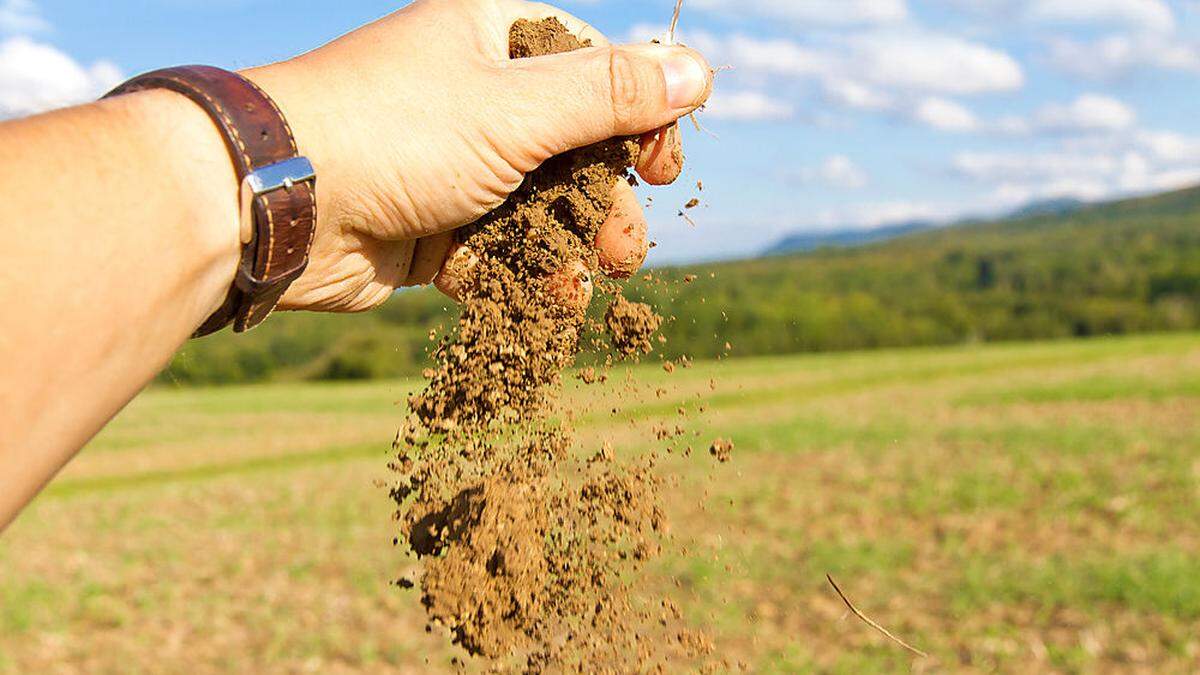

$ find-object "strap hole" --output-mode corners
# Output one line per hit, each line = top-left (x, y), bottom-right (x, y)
(260, 129), (270, 141)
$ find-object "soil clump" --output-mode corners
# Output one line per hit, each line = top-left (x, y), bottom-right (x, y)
(389, 18), (712, 671)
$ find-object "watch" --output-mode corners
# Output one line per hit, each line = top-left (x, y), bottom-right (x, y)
(104, 65), (317, 336)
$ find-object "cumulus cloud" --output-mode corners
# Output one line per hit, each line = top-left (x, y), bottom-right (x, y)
(690, 0), (908, 27)
(0, 0), (47, 34)
(634, 25), (1023, 97)
(895, 93), (1138, 137)
(1131, 130), (1200, 163)
(634, 24), (1023, 133)
(703, 89), (794, 121)
(794, 155), (870, 189)
(822, 77), (893, 111)
(1045, 33), (1200, 79)
(689, 33), (828, 79)
(912, 97), (979, 132)
(952, 126), (1200, 207)
(1032, 94), (1137, 133)
(0, 0), (123, 118)
(0, 36), (122, 118)
(813, 200), (951, 230)
(842, 30), (1024, 96)
(1026, 0), (1176, 33)
(934, 0), (1194, 79)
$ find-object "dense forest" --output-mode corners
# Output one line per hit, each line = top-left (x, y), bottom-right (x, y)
(162, 185), (1200, 385)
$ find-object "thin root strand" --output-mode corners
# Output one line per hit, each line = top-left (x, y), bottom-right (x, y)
(826, 574), (929, 659)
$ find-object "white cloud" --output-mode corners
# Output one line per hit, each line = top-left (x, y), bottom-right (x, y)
(944, 94), (1139, 137)
(822, 77), (893, 111)
(843, 30), (1024, 96)
(930, 0), (1013, 16)
(952, 125), (1200, 207)
(912, 97), (979, 132)
(703, 89), (794, 121)
(1046, 34), (1200, 78)
(795, 155), (870, 189)
(1033, 94), (1137, 132)
(703, 33), (828, 79)
(690, 0), (908, 27)
(1026, 0), (1176, 32)
(0, 36), (122, 118)
(0, 0), (46, 34)
(639, 25), (1023, 97)
(1131, 130), (1200, 163)
(954, 150), (1124, 183)
(0, 0), (123, 119)
(814, 200), (950, 230)
(641, 24), (1023, 134)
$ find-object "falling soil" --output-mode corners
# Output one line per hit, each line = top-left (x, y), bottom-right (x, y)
(389, 18), (714, 672)
(605, 296), (663, 357)
(709, 438), (734, 464)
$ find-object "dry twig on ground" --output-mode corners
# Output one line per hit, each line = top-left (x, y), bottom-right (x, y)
(826, 574), (929, 658)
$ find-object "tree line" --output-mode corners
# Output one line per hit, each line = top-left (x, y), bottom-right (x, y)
(161, 185), (1200, 385)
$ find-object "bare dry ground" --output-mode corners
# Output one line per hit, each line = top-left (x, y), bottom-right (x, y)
(2, 333), (1198, 673)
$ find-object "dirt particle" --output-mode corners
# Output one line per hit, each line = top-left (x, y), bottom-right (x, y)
(709, 438), (734, 463)
(576, 366), (607, 385)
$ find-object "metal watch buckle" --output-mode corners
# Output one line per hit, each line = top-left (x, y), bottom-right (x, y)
(236, 156), (316, 294)
(238, 156), (316, 244)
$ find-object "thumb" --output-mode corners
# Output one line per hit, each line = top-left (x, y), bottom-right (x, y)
(503, 44), (712, 157)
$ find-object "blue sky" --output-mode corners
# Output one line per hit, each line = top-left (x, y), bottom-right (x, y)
(2, 0), (1200, 263)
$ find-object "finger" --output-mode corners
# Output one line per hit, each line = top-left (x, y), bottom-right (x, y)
(636, 122), (684, 186)
(544, 259), (594, 309)
(596, 180), (648, 279)
(434, 243), (479, 302)
(504, 1), (610, 47)
(503, 43), (712, 158)
(436, 243), (594, 310)
(406, 231), (456, 286)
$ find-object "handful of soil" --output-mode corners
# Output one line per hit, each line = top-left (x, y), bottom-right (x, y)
(389, 18), (711, 671)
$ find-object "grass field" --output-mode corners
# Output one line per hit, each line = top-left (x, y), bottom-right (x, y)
(3, 333), (1199, 673)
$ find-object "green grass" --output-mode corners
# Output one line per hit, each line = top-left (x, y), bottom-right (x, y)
(2, 332), (1199, 672)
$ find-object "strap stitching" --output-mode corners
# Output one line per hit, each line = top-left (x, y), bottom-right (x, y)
(119, 69), (313, 331)
(250, 184), (316, 324)
(242, 73), (309, 326)
(241, 76), (300, 156)
(150, 74), (254, 172)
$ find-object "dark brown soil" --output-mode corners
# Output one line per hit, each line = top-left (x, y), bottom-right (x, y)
(389, 18), (714, 672)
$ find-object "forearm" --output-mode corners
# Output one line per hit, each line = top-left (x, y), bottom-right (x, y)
(0, 90), (239, 527)
(0, 0), (712, 531)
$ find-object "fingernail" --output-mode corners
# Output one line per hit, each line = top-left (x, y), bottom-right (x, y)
(661, 51), (708, 109)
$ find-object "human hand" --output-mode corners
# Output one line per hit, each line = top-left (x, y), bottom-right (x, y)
(244, 0), (712, 313)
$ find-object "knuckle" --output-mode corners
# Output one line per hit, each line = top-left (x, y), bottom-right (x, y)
(607, 49), (643, 130)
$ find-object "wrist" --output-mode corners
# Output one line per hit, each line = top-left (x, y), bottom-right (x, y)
(241, 62), (347, 241)
(102, 88), (242, 326)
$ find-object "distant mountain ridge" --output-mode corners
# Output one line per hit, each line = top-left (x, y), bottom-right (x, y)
(1005, 196), (1085, 220)
(764, 220), (935, 255)
(766, 196), (1088, 255)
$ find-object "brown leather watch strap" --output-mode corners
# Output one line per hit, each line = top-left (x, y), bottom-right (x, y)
(104, 65), (316, 336)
